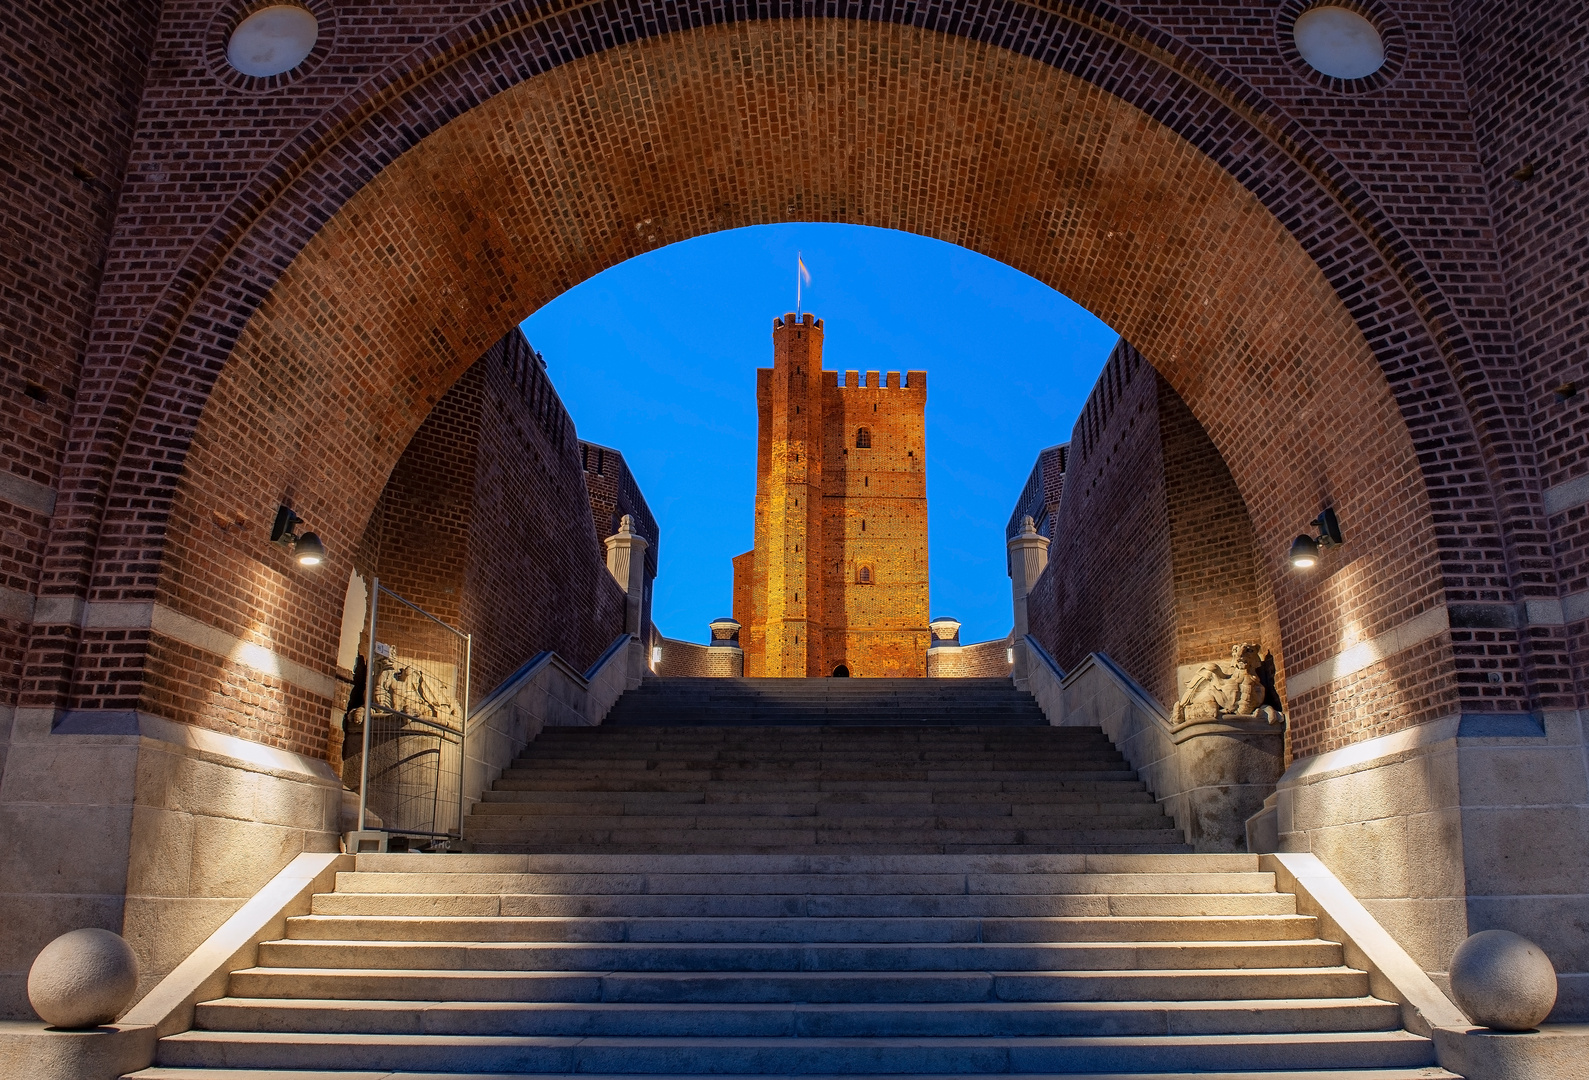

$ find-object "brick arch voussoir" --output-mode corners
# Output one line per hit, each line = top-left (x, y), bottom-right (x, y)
(160, 20), (1469, 755)
(42, 4), (1528, 737)
(93, 5), (1508, 600)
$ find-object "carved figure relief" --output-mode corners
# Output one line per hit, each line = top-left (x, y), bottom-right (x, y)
(1173, 642), (1284, 728)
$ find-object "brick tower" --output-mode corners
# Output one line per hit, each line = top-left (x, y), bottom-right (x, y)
(733, 313), (930, 677)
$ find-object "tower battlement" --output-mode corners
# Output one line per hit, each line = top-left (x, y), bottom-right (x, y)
(838, 370), (927, 390)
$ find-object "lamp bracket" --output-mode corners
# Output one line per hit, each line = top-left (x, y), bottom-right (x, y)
(270, 504), (302, 545)
(1313, 508), (1343, 547)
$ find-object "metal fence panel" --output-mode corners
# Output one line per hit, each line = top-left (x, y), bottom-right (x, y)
(345, 579), (470, 847)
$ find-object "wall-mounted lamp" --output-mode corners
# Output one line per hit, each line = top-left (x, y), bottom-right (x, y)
(271, 505), (326, 567)
(1289, 508), (1343, 570)
(651, 645), (663, 665)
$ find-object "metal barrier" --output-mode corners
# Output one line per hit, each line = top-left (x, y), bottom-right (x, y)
(345, 578), (470, 850)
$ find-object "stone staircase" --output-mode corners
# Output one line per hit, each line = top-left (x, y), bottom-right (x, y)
(462, 688), (1183, 854)
(127, 678), (1456, 1079)
(601, 677), (1048, 727)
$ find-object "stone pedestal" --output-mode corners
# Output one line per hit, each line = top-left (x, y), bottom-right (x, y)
(1167, 717), (1285, 851)
(927, 616), (963, 677)
(1006, 518), (1050, 687)
(707, 618), (745, 677)
(604, 515), (649, 637)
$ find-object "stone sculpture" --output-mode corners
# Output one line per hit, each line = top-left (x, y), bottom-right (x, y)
(1173, 642), (1282, 728)
(377, 655), (458, 725)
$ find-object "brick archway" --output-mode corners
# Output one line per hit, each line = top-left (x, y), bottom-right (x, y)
(33, 10), (1541, 763)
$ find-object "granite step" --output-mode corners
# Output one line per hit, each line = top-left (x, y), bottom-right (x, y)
(134, 687), (1440, 1078)
(280, 913), (1322, 943)
(191, 996), (1402, 1037)
(149, 1029), (1439, 1073)
(226, 965), (1376, 1004)
(310, 890), (1301, 919)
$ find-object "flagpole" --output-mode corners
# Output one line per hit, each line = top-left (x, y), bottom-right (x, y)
(796, 251), (802, 318)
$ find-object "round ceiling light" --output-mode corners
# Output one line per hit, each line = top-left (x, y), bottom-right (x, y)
(226, 5), (319, 78)
(1293, 7), (1386, 80)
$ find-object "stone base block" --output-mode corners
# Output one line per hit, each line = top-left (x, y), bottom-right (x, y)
(0, 1020), (155, 1080)
(1433, 1023), (1589, 1080)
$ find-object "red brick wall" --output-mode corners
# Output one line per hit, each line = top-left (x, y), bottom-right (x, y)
(365, 332), (628, 709)
(818, 364), (930, 678)
(1029, 345), (1178, 706)
(962, 639), (1015, 678)
(1029, 343), (1270, 712)
(1452, 1), (1589, 704)
(0, 0), (161, 710)
(12, 5), (1584, 764)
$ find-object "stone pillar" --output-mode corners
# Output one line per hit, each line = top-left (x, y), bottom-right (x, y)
(707, 617), (745, 677)
(604, 514), (649, 637)
(1007, 515), (1050, 687)
(927, 616), (963, 677)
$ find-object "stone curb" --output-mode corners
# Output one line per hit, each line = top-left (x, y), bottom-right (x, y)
(1261, 851), (1465, 1039)
(0, 850), (350, 1080)
(121, 851), (352, 1040)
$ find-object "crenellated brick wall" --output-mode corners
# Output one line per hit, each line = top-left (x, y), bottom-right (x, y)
(363, 330), (631, 713)
(1028, 343), (1271, 722)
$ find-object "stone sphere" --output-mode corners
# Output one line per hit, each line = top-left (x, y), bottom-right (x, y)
(1450, 929), (1557, 1031)
(26, 928), (139, 1029)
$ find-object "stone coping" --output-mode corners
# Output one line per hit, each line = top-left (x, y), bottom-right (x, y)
(469, 632), (633, 725)
(1259, 854), (1589, 1076)
(1277, 709), (1552, 793)
(1261, 852), (1465, 1039)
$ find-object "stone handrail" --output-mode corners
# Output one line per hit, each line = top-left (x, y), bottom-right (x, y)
(461, 632), (641, 816)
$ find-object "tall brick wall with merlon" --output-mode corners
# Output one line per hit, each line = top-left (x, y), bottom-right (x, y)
(734, 314), (929, 677)
(1029, 342), (1270, 714)
(364, 331), (630, 710)
(819, 363), (930, 677)
(1007, 445), (1068, 541)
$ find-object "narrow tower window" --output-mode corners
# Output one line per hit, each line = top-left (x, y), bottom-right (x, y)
(857, 565), (873, 585)
(856, 427), (872, 448)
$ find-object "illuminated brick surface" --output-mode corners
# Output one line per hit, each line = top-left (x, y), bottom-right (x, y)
(362, 331), (630, 717)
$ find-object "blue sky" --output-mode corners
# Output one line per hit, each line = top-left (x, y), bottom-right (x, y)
(521, 223), (1117, 645)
